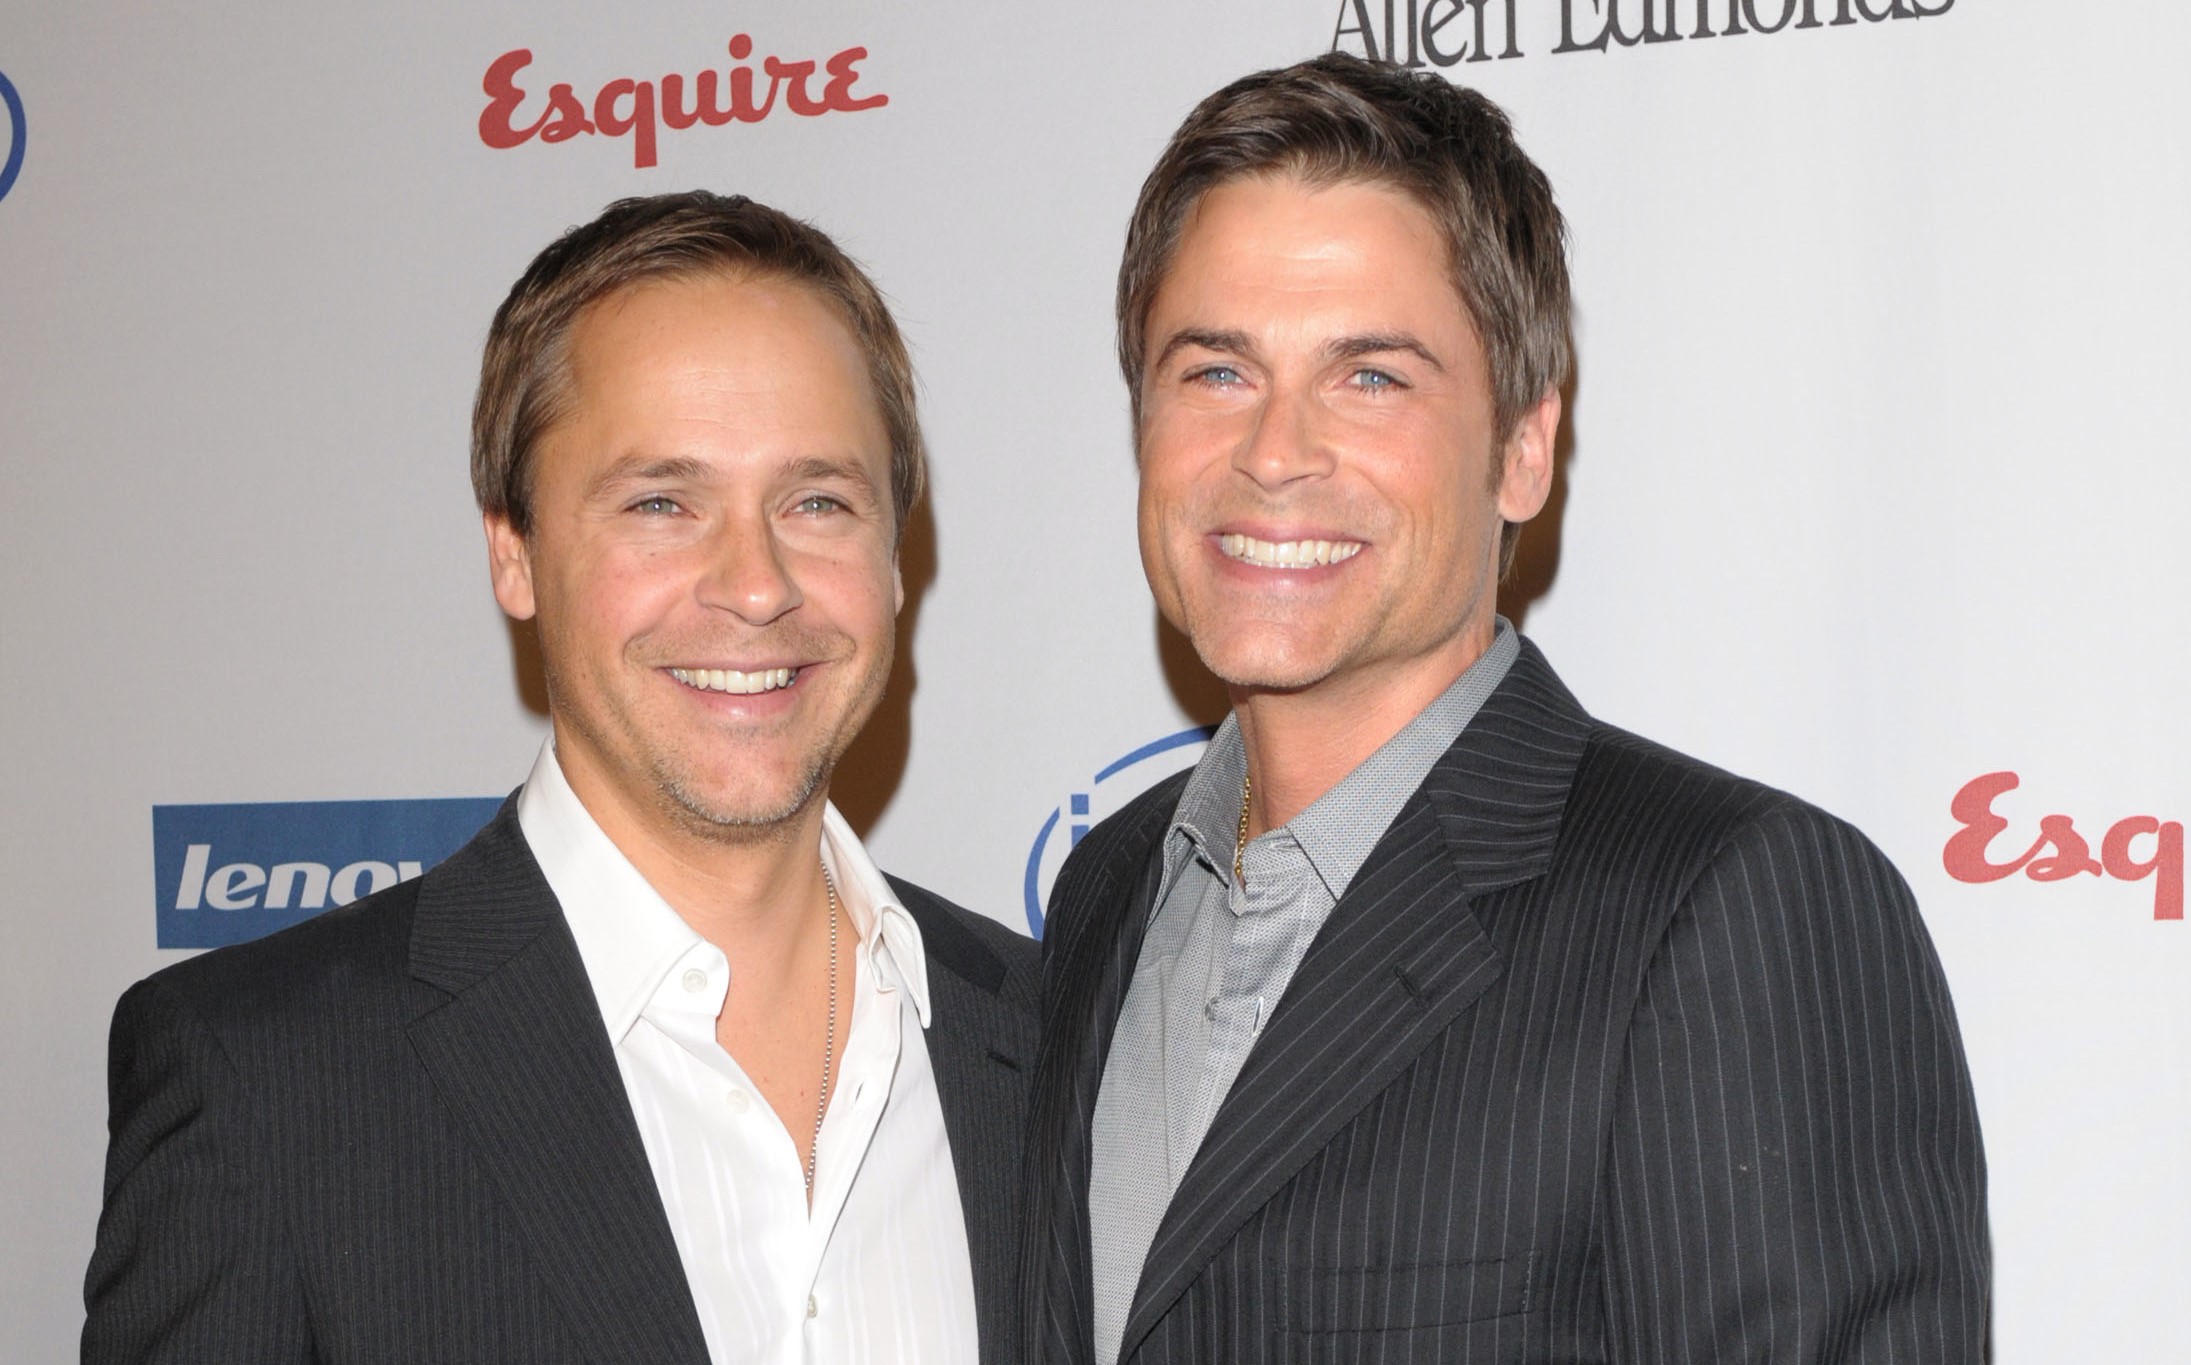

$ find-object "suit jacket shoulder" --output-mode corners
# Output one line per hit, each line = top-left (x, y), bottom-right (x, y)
(1539, 717), (1934, 966)
(88, 801), (710, 1365)
(150, 843), (416, 981)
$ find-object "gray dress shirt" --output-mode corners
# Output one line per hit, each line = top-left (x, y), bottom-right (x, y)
(1087, 621), (1520, 1365)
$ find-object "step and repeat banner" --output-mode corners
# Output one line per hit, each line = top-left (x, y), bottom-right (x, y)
(3, 2), (2184, 1358)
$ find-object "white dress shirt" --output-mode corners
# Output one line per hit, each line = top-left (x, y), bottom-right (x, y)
(516, 743), (979, 1365)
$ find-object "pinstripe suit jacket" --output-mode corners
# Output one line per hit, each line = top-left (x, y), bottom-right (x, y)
(1023, 639), (1988, 1364)
(84, 799), (1038, 1365)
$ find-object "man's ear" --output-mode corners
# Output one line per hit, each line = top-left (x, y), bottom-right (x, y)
(1496, 385), (1562, 525)
(484, 513), (537, 621)
(893, 559), (905, 616)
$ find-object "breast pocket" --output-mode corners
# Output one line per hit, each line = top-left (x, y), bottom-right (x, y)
(1279, 1251), (1544, 1365)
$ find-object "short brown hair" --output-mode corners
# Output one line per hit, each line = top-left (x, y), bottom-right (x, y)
(473, 191), (924, 540)
(1117, 54), (1571, 570)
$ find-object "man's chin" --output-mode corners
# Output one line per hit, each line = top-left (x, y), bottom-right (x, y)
(659, 767), (830, 843)
(1200, 650), (1341, 698)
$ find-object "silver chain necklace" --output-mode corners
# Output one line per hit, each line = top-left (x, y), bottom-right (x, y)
(806, 860), (840, 1196)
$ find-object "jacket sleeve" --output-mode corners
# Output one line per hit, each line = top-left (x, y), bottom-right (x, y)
(1601, 806), (1990, 1363)
(83, 977), (313, 1364)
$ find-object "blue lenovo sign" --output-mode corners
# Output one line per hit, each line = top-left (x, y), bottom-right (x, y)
(153, 797), (504, 949)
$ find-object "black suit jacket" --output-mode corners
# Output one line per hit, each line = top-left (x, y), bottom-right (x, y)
(85, 800), (1038, 1364)
(1023, 639), (1989, 1363)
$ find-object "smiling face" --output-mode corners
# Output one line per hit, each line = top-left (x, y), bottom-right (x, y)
(485, 271), (901, 847)
(1136, 173), (1557, 719)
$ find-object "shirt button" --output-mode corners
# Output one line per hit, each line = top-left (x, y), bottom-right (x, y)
(807, 1293), (819, 1319)
(725, 1088), (751, 1113)
(1205, 996), (1220, 1021)
(681, 968), (708, 994)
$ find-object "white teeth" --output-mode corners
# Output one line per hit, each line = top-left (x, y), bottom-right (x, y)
(1219, 533), (1364, 568)
(668, 667), (796, 694)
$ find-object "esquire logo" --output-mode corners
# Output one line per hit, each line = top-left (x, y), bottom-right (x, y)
(1330, 0), (1953, 65)
(1943, 771), (2183, 921)
(1023, 727), (1214, 937)
(154, 797), (503, 949)
(0, 66), (25, 204)
(479, 34), (887, 170)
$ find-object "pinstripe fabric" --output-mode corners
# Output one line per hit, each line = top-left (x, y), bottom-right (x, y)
(1093, 625), (1519, 1364)
(1022, 638), (1989, 1364)
(84, 800), (1038, 1365)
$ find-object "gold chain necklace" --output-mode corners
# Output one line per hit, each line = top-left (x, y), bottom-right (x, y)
(806, 861), (840, 1195)
(1233, 770), (1253, 886)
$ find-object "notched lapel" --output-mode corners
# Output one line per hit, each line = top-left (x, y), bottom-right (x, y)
(927, 970), (1021, 1347)
(1118, 640), (1597, 1357)
(1416, 638), (1591, 894)
(405, 809), (710, 1365)
(914, 917), (1039, 1365)
(1119, 798), (1506, 1357)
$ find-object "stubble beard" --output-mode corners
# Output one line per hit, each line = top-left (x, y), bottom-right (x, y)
(541, 633), (882, 852)
(655, 742), (834, 847)
(652, 633), (894, 847)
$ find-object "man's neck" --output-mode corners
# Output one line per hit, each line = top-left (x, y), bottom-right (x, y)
(561, 762), (836, 985)
(1231, 628), (1494, 839)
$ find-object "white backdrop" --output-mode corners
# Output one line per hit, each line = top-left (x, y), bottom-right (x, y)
(5, 2), (2186, 1359)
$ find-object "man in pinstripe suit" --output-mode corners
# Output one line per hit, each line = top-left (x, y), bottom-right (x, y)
(1023, 55), (1989, 1363)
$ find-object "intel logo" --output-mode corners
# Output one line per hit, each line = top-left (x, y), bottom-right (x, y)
(0, 68), (24, 203)
(1022, 726), (1213, 936)
(153, 797), (503, 949)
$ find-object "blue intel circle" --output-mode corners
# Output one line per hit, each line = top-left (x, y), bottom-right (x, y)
(1023, 726), (1214, 937)
(0, 70), (24, 203)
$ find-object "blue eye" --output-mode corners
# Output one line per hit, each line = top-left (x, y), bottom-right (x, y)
(1351, 368), (1401, 391)
(795, 495), (846, 515)
(1190, 365), (1244, 388)
(631, 495), (681, 515)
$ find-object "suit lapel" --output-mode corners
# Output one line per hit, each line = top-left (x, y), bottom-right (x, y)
(925, 966), (1025, 1363)
(1024, 777), (1184, 1365)
(404, 806), (711, 1365)
(893, 880), (1040, 1365)
(1118, 641), (1594, 1358)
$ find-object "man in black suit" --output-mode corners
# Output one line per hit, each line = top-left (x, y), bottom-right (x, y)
(1024, 55), (1988, 1363)
(85, 192), (1035, 1364)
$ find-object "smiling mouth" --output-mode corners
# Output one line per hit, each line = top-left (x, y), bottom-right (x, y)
(667, 667), (798, 695)
(1219, 533), (1364, 568)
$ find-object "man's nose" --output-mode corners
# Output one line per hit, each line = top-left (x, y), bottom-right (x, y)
(696, 515), (803, 625)
(1230, 384), (1334, 491)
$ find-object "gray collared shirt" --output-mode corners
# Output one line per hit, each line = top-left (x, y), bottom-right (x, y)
(1087, 621), (1520, 1365)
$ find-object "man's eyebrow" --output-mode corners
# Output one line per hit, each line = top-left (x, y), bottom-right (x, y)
(1151, 327), (1257, 371)
(583, 454), (711, 500)
(783, 455), (882, 496)
(1149, 328), (1448, 375)
(1325, 331), (1446, 373)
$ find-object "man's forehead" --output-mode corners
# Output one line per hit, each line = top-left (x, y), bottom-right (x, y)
(560, 272), (875, 407)
(572, 269), (841, 349)
(1176, 169), (1447, 256)
(1149, 175), (1472, 342)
